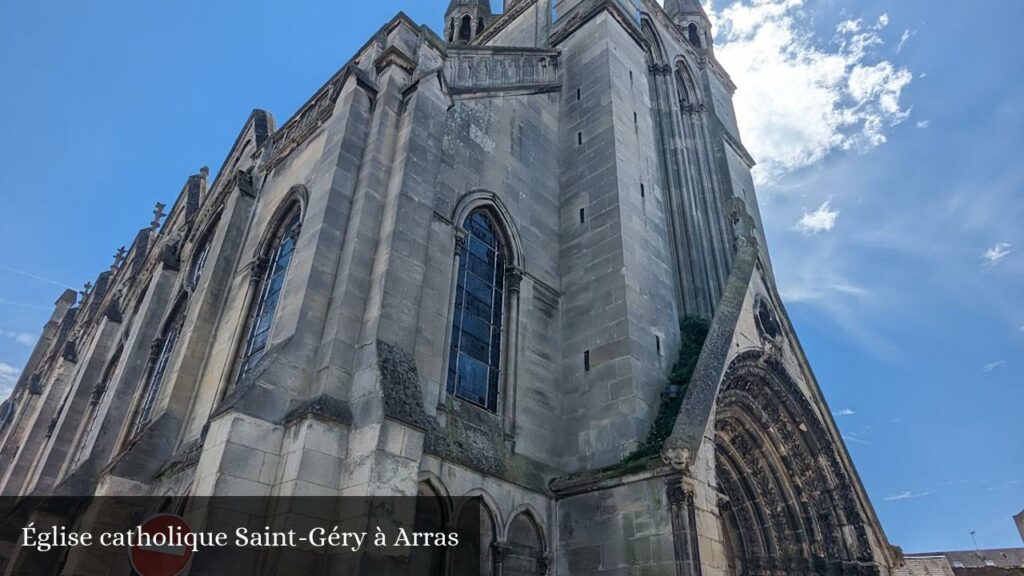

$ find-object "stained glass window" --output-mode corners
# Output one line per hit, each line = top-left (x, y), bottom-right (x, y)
(447, 211), (506, 413)
(234, 205), (302, 387)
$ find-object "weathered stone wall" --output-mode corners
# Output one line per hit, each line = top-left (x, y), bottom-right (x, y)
(0, 3), (900, 575)
(555, 10), (680, 472)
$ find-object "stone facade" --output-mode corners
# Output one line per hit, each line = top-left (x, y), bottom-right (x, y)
(0, 1), (907, 574)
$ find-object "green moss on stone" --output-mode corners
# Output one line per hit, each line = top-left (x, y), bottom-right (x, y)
(620, 315), (709, 467)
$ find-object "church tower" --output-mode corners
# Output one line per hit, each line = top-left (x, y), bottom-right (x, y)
(665, 0), (714, 53)
(444, 0), (492, 44)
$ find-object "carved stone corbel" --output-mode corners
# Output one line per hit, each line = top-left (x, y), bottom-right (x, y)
(62, 340), (79, 363)
(105, 300), (123, 323)
(161, 235), (183, 272)
(149, 337), (167, 361)
(661, 437), (693, 473)
(248, 257), (270, 283)
(454, 229), (468, 257)
(28, 374), (43, 396)
(504, 267), (523, 295)
(237, 169), (256, 198)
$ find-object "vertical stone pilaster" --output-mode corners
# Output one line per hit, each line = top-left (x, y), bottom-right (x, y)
(502, 267), (523, 441)
(668, 476), (702, 576)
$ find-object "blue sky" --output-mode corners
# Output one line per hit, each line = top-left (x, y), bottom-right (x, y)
(0, 0), (1020, 553)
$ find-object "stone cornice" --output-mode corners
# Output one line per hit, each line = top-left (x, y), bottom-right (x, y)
(265, 65), (378, 172)
(549, 0), (647, 51)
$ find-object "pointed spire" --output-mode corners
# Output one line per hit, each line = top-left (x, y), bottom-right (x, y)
(665, 0), (708, 22)
(444, 0), (492, 45)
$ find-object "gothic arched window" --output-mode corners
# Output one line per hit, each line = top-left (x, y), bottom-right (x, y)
(459, 15), (473, 43)
(688, 23), (702, 47)
(447, 210), (506, 413)
(129, 298), (187, 439)
(234, 203), (302, 387)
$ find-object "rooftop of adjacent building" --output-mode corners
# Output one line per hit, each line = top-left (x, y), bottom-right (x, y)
(908, 549), (1024, 569)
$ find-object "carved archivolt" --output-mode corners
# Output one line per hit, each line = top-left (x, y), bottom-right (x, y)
(714, 351), (880, 575)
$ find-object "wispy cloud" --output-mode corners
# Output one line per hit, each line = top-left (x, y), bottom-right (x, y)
(896, 29), (915, 53)
(982, 360), (1007, 373)
(0, 298), (52, 311)
(0, 265), (74, 290)
(0, 331), (35, 347)
(916, 120), (930, 129)
(987, 480), (1022, 492)
(834, 408), (857, 417)
(705, 0), (913, 185)
(884, 490), (932, 502)
(795, 200), (840, 235)
(982, 243), (1013, 268)
(0, 362), (20, 399)
(843, 432), (873, 446)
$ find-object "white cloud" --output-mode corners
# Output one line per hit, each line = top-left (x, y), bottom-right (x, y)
(702, 0), (913, 185)
(982, 360), (1007, 373)
(0, 265), (74, 290)
(982, 243), (1012, 268)
(897, 29), (914, 53)
(795, 200), (839, 234)
(916, 120), (930, 129)
(842, 432), (873, 446)
(0, 331), (35, 347)
(987, 479), (1022, 492)
(780, 280), (868, 303)
(0, 362), (20, 399)
(884, 490), (932, 502)
(834, 408), (857, 417)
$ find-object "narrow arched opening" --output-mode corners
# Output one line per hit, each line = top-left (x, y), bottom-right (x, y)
(506, 512), (546, 576)
(459, 15), (473, 43)
(413, 481), (450, 576)
(452, 497), (496, 576)
(688, 22), (702, 47)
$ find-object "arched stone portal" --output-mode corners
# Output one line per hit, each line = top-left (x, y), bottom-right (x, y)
(714, 351), (881, 576)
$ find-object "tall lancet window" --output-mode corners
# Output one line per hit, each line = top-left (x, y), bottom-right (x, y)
(447, 211), (506, 413)
(234, 204), (302, 387)
(130, 298), (187, 439)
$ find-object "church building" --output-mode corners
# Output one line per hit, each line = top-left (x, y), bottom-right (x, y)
(0, 0), (912, 574)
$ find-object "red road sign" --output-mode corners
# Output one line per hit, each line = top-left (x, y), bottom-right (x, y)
(129, 514), (193, 576)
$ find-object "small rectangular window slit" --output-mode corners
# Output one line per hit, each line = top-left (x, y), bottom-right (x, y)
(656, 335), (662, 356)
(576, 88), (581, 101)
(640, 183), (646, 198)
(579, 208), (585, 224)
(577, 132), (583, 146)
(584, 351), (591, 372)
